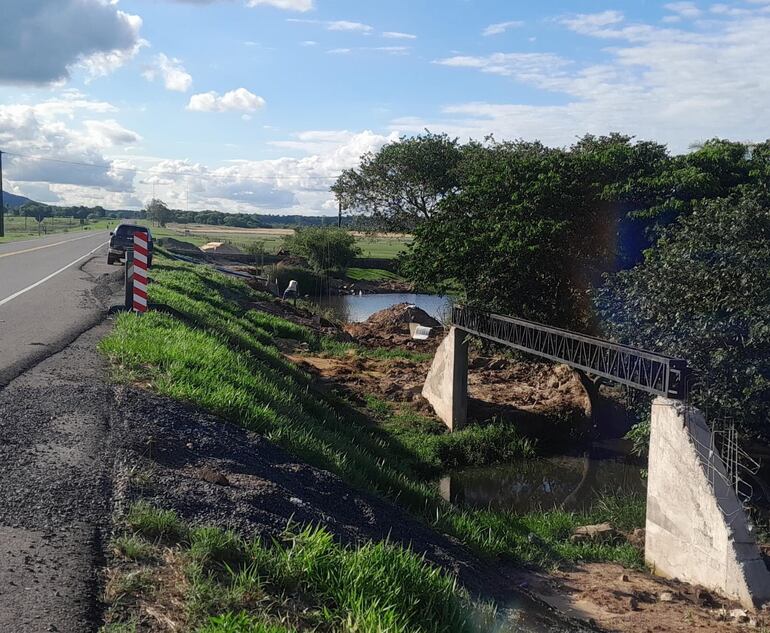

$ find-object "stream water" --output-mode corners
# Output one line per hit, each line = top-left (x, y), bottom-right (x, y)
(440, 453), (645, 512)
(316, 292), (453, 323)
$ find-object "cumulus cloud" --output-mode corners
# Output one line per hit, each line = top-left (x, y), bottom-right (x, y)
(143, 54), (193, 92)
(482, 21), (524, 37)
(187, 88), (266, 112)
(408, 7), (770, 152)
(0, 1), (143, 85)
(0, 96), (140, 196)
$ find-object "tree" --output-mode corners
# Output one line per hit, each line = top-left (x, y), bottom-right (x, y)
(145, 198), (171, 228)
(402, 135), (670, 330)
(596, 191), (770, 438)
(331, 132), (464, 231)
(282, 228), (361, 272)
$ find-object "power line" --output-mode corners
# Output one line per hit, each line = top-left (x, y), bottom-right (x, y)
(0, 149), (342, 183)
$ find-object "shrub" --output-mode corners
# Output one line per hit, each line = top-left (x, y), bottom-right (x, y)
(282, 228), (361, 272)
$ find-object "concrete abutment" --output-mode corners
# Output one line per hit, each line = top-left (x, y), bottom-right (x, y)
(646, 397), (770, 609)
(422, 327), (468, 431)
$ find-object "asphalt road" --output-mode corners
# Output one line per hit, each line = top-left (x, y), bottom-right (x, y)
(0, 231), (121, 386)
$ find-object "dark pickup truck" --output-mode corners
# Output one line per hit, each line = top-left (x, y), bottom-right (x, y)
(107, 224), (154, 266)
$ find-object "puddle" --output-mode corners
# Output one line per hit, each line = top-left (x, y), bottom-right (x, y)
(440, 454), (645, 512)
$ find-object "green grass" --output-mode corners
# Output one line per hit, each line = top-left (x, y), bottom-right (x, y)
(100, 255), (644, 573)
(0, 216), (114, 244)
(126, 501), (189, 543)
(112, 509), (487, 633)
(153, 226), (411, 260)
(113, 535), (159, 562)
(345, 267), (401, 282)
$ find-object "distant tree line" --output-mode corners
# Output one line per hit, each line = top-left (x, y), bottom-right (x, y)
(334, 133), (770, 438)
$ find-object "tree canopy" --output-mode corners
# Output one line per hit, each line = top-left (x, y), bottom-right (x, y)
(331, 132), (464, 231)
(596, 191), (770, 437)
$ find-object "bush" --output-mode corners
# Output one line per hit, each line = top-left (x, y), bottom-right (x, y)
(282, 228), (361, 272)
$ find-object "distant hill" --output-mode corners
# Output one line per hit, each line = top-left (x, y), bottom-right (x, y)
(2, 191), (33, 209)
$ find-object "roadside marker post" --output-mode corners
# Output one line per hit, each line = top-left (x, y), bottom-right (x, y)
(132, 231), (149, 313)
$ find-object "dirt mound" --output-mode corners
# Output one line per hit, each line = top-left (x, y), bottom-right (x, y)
(158, 237), (203, 254)
(368, 303), (441, 328)
(345, 303), (443, 349)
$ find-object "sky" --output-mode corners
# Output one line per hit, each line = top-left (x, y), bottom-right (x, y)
(1, 0), (769, 215)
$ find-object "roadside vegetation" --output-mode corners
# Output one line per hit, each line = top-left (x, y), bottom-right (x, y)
(0, 215), (114, 244)
(103, 504), (490, 633)
(101, 255), (644, 576)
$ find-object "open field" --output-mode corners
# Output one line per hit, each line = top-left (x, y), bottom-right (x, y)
(0, 216), (115, 244)
(155, 223), (412, 259)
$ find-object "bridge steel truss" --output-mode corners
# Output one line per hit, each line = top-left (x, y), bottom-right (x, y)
(451, 306), (688, 400)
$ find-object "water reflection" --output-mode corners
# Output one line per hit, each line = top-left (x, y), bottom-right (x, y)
(440, 456), (645, 512)
(317, 293), (452, 323)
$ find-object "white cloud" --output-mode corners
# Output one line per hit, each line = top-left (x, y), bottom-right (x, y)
(383, 31), (417, 40)
(187, 88), (266, 112)
(172, 0), (313, 9)
(434, 53), (570, 80)
(288, 19), (374, 33)
(327, 48), (352, 55)
(559, 10), (625, 35)
(300, 40), (318, 46)
(143, 54), (193, 92)
(664, 2), (703, 18)
(0, 1), (144, 85)
(403, 7), (770, 153)
(482, 21), (524, 36)
(246, 0), (313, 10)
(0, 97), (138, 193)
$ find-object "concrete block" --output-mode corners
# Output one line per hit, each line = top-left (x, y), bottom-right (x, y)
(645, 397), (770, 609)
(422, 327), (468, 431)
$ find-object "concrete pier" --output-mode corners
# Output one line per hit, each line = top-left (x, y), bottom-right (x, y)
(646, 398), (770, 609)
(422, 327), (468, 431)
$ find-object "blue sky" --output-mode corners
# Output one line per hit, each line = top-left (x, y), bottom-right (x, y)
(1, 0), (769, 214)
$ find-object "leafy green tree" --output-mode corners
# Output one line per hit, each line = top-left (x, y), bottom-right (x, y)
(145, 198), (171, 228)
(282, 228), (361, 273)
(331, 132), (464, 231)
(403, 135), (669, 329)
(596, 191), (770, 437)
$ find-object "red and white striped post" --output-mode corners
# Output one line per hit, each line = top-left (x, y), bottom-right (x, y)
(132, 231), (149, 313)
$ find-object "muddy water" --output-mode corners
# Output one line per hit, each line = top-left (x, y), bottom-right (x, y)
(440, 454), (645, 512)
(317, 292), (452, 323)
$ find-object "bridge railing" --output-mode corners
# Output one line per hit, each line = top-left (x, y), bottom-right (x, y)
(451, 305), (688, 400)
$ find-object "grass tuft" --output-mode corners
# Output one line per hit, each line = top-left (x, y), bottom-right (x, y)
(126, 502), (188, 543)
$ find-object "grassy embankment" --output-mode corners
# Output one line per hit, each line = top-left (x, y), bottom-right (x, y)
(0, 216), (114, 244)
(103, 503), (491, 633)
(99, 254), (644, 628)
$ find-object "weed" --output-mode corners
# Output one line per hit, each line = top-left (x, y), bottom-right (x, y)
(190, 527), (248, 572)
(112, 535), (157, 561)
(198, 612), (295, 633)
(126, 502), (188, 543)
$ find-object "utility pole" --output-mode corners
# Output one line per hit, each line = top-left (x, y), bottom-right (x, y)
(0, 150), (5, 238)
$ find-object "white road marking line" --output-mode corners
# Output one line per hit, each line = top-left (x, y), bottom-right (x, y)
(0, 242), (108, 307)
(0, 232), (106, 259)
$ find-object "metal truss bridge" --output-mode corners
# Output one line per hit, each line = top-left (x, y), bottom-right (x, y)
(451, 305), (688, 400)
